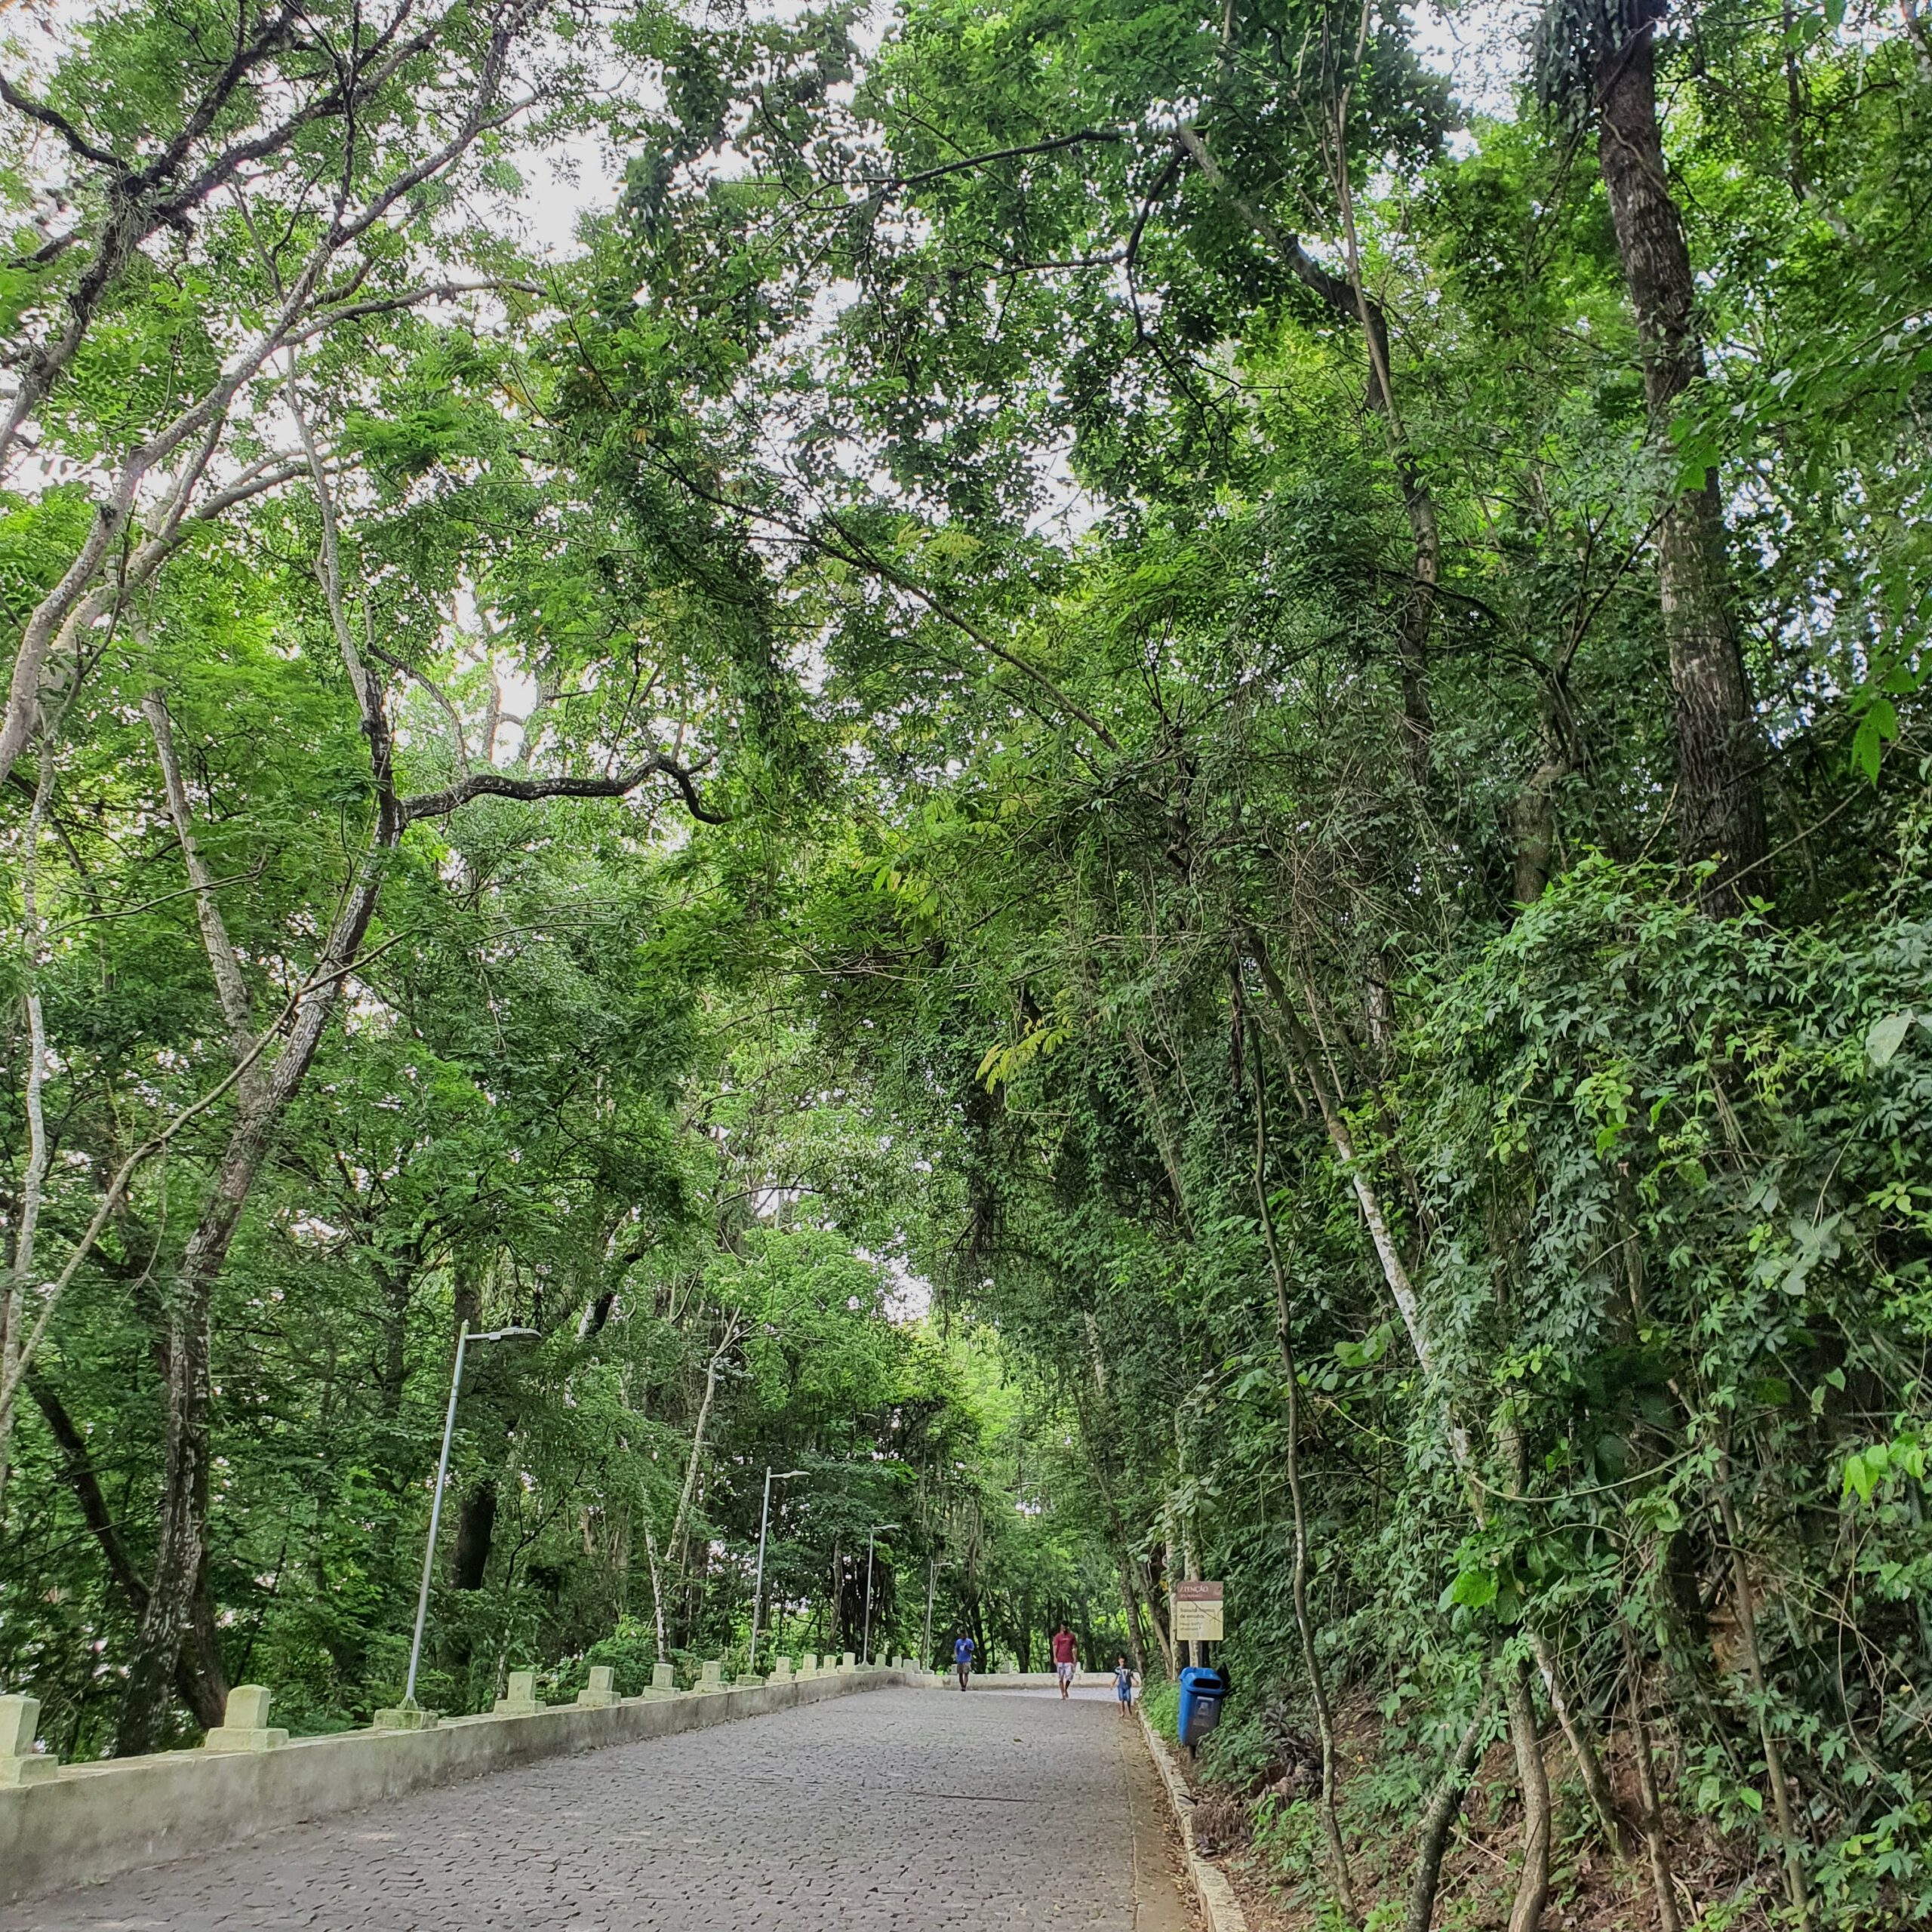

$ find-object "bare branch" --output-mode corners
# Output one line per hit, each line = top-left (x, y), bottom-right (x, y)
(290, 384), (401, 832)
(286, 277), (548, 346)
(143, 690), (260, 1078)
(399, 752), (729, 824)
(0, 0), (546, 789)
(847, 128), (1124, 192)
(128, 5), (303, 199)
(0, 75), (123, 168)
(646, 454), (1119, 751)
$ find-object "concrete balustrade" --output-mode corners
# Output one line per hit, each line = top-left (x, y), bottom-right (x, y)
(1, 1697), (60, 1787)
(576, 1667), (618, 1709)
(493, 1670), (544, 1716)
(202, 1684), (288, 1754)
(0, 1664), (924, 1908)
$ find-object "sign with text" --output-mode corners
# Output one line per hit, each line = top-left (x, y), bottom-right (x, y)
(1171, 1580), (1224, 1642)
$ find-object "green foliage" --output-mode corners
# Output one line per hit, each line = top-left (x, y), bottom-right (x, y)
(2, 0), (1930, 1919)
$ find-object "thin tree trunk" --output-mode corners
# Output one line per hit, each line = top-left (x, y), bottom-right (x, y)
(144, 691), (259, 1083)
(1241, 930), (1458, 1451)
(1504, 1657), (1552, 1932)
(1329, 87), (1436, 792)
(641, 1519), (669, 1663)
(112, 1032), (355, 1754)
(1251, 1021), (1357, 1921)
(1113, 1554), (1149, 1678)
(26, 1368), (229, 1727)
(1623, 1632), (1684, 1932)
(1596, 26), (1769, 911)
(1528, 1626), (1625, 1851)
(1404, 1690), (1494, 1932)
(1712, 1472), (1812, 1927)
(1177, 125), (1435, 785)
(0, 743), (57, 1527)
(666, 1316), (740, 1560)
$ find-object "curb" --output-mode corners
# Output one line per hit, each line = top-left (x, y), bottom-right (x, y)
(1136, 1704), (1251, 1932)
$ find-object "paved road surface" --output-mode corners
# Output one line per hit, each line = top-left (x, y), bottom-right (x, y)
(2, 1686), (1191, 1932)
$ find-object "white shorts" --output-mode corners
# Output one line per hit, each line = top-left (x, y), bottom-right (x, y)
(1055, 1661), (1075, 1684)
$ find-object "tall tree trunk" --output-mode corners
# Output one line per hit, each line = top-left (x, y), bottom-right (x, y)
(641, 1518), (670, 1663)
(1623, 1632), (1684, 1932)
(1251, 1021), (1358, 1922)
(452, 1480), (497, 1589)
(1713, 1471), (1812, 1927)
(667, 1315), (740, 1559)
(112, 1098), (278, 1754)
(1179, 125), (1435, 786)
(27, 1368), (229, 1727)
(0, 745), (58, 1524)
(1504, 1657), (1552, 1932)
(112, 849), (391, 1756)
(1597, 26), (1769, 911)
(1404, 1691), (1493, 1932)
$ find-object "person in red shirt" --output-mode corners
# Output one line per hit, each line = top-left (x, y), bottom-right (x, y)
(1051, 1625), (1077, 1698)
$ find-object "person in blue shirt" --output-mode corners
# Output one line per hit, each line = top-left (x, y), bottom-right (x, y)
(1113, 1655), (1137, 1718)
(952, 1633), (976, 1691)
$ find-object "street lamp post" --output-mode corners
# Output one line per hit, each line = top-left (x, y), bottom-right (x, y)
(922, 1553), (936, 1672)
(402, 1321), (539, 1709)
(748, 1466), (806, 1674)
(861, 1521), (899, 1666)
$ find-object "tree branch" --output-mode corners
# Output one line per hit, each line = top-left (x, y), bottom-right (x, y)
(0, 75), (123, 168)
(25, 1370), (152, 1615)
(849, 128), (1124, 192)
(399, 752), (728, 824)
(143, 689), (260, 1077)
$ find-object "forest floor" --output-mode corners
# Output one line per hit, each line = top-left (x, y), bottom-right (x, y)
(1186, 1701), (1773, 1932)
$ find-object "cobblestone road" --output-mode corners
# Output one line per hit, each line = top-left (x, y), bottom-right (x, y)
(2, 1687), (1190, 1932)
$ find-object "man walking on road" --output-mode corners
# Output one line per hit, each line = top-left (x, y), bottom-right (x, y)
(1051, 1624), (1077, 1698)
(953, 1632), (976, 1691)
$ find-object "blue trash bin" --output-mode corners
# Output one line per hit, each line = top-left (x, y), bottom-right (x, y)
(1176, 1665), (1227, 1751)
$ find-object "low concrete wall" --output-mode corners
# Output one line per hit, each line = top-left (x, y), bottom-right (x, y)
(0, 1666), (914, 1907)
